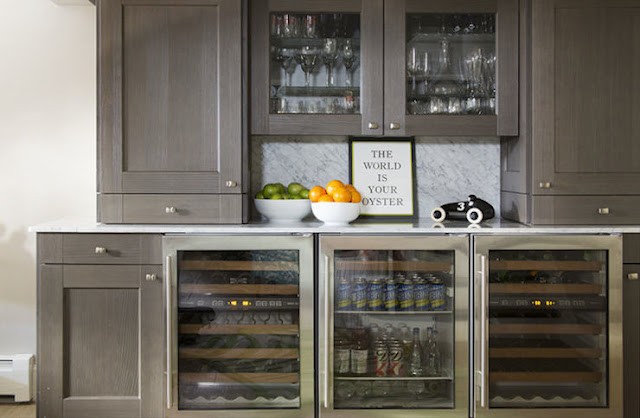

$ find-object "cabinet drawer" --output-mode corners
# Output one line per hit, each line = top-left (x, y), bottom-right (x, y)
(531, 196), (640, 225)
(122, 194), (243, 224)
(60, 234), (161, 265)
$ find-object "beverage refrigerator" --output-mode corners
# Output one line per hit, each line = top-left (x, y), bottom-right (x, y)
(473, 235), (623, 418)
(162, 235), (314, 417)
(318, 235), (470, 417)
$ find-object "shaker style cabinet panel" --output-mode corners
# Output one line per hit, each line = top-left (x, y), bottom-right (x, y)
(531, 0), (640, 196)
(37, 234), (164, 418)
(98, 0), (245, 223)
(250, 0), (518, 137)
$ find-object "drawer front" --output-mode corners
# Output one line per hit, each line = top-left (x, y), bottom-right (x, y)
(61, 234), (161, 264)
(624, 234), (640, 263)
(122, 194), (243, 224)
(623, 265), (640, 418)
(532, 195), (640, 225)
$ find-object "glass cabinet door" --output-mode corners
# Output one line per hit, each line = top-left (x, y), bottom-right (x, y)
(319, 236), (469, 417)
(164, 236), (314, 417)
(384, 0), (518, 137)
(251, 0), (384, 136)
(475, 236), (623, 418)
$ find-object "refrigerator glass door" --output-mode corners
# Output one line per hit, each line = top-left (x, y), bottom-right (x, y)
(319, 236), (468, 417)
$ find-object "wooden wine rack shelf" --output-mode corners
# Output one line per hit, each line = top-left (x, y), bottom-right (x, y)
(490, 260), (603, 272)
(489, 348), (602, 359)
(180, 324), (299, 335)
(180, 284), (298, 295)
(490, 372), (602, 383)
(180, 372), (299, 384)
(489, 283), (602, 294)
(179, 348), (298, 359)
(490, 323), (602, 335)
(336, 260), (451, 272)
(180, 260), (299, 272)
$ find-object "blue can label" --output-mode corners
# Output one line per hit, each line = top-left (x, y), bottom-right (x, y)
(351, 279), (367, 311)
(336, 279), (351, 310)
(398, 280), (414, 311)
(429, 282), (446, 310)
(383, 280), (397, 311)
(414, 280), (429, 311)
(367, 281), (384, 311)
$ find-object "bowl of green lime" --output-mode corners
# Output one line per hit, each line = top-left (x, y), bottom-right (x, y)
(254, 182), (311, 223)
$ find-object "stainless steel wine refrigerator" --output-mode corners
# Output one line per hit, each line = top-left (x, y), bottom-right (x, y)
(163, 235), (314, 417)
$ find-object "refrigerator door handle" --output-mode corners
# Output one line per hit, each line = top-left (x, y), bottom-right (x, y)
(323, 255), (330, 409)
(165, 255), (172, 410)
(479, 254), (488, 408)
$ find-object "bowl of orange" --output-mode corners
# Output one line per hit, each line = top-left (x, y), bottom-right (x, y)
(310, 180), (362, 225)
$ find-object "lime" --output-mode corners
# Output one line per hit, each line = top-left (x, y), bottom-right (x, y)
(262, 184), (278, 198)
(274, 183), (286, 194)
(292, 195), (303, 199)
(299, 189), (310, 199)
(283, 193), (292, 200)
(270, 193), (283, 200)
(255, 192), (265, 199)
(288, 182), (304, 196)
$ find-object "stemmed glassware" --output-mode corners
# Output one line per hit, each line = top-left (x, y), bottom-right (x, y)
(342, 39), (359, 87)
(407, 47), (429, 95)
(273, 48), (296, 87)
(295, 46), (319, 87)
(321, 39), (339, 87)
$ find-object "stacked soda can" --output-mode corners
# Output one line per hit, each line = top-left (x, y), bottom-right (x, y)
(372, 336), (405, 377)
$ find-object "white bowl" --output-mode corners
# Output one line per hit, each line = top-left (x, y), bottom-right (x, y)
(254, 199), (311, 223)
(311, 202), (361, 225)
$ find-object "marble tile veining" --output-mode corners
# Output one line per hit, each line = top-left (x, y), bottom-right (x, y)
(251, 136), (500, 221)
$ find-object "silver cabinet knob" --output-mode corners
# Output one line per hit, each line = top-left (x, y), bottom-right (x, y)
(628, 273), (639, 280)
(389, 122), (400, 130)
(226, 180), (238, 188)
(598, 207), (610, 215)
(539, 182), (552, 189)
(95, 247), (107, 254)
(165, 206), (177, 214)
(368, 122), (379, 130)
(145, 274), (157, 281)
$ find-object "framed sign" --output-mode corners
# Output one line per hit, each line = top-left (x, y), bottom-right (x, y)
(349, 137), (418, 219)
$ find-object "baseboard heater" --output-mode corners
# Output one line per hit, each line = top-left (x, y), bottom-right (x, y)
(0, 354), (34, 403)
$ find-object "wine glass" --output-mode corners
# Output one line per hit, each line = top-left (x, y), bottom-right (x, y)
(321, 38), (339, 87)
(273, 48), (296, 87)
(342, 39), (359, 87)
(295, 46), (319, 87)
(407, 46), (420, 94)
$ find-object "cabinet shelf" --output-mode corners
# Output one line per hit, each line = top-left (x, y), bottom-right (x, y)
(335, 376), (453, 381)
(274, 86), (360, 97)
(490, 323), (602, 335)
(336, 260), (452, 272)
(489, 260), (603, 272)
(179, 348), (298, 360)
(180, 372), (299, 384)
(336, 310), (452, 315)
(180, 260), (299, 272)
(489, 372), (602, 383)
(180, 284), (298, 295)
(180, 324), (299, 335)
(270, 37), (360, 49)
(489, 348), (602, 359)
(489, 283), (602, 295)
(408, 32), (494, 45)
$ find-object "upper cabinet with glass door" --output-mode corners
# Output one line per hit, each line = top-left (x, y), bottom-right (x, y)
(251, 0), (384, 136)
(384, 0), (519, 137)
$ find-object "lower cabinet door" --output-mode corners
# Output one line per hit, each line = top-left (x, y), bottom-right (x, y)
(38, 264), (163, 418)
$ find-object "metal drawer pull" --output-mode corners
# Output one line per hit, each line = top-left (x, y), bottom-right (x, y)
(598, 207), (610, 215)
(539, 182), (551, 189)
(145, 274), (157, 281)
(628, 273), (639, 280)
(165, 206), (177, 214)
(368, 122), (379, 130)
(95, 247), (107, 254)
(226, 180), (238, 188)
(389, 122), (400, 130)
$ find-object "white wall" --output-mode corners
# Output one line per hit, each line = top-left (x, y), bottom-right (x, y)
(0, 0), (95, 354)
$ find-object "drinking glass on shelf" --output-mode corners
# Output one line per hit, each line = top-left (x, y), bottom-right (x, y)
(295, 46), (319, 87)
(321, 38), (339, 87)
(303, 14), (318, 38)
(273, 48), (296, 87)
(283, 14), (298, 38)
(271, 14), (283, 38)
(342, 39), (359, 87)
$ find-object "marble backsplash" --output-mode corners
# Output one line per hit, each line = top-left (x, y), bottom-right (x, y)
(250, 136), (500, 220)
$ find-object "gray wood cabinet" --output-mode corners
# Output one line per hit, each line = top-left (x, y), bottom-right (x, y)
(501, 0), (640, 225)
(37, 234), (164, 418)
(623, 234), (640, 418)
(97, 0), (247, 224)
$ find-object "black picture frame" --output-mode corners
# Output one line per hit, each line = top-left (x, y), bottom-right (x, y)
(348, 137), (418, 221)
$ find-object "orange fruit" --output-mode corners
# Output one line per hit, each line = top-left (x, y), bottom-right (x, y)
(309, 186), (327, 202)
(333, 187), (352, 203)
(350, 190), (362, 203)
(326, 180), (345, 196)
(318, 194), (334, 202)
(344, 184), (357, 193)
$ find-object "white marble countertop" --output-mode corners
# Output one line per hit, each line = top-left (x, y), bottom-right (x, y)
(29, 218), (640, 234)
